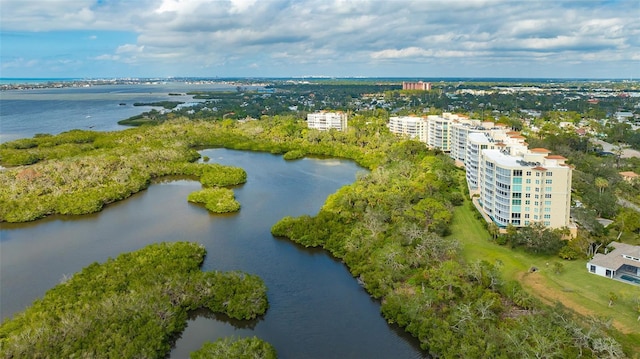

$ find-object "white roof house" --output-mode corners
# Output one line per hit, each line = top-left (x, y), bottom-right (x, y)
(587, 242), (640, 285)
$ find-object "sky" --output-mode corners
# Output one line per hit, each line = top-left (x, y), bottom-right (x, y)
(1, 0), (639, 79)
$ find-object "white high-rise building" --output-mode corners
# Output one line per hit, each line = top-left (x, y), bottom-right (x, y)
(386, 112), (573, 231)
(466, 132), (497, 191)
(426, 115), (451, 152)
(478, 148), (572, 229)
(387, 116), (429, 142)
(307, 111), (348, 131)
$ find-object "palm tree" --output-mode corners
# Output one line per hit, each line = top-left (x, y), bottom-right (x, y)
(595, 177), (609, 196)
(487, 222), (500, 241)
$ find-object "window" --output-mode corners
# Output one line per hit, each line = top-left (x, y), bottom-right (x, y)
(526, 171), (532, 176)
(526, 186), (531, 191)
(525, 220), (530, 225)
(535, 194), (539, 199)
(526, 179), (531, 184)
(512, 220), (521, 225)
(535, 188), (539, 192)
(534, 215), (538, 220)
(513, 178), (522, 184)
(536, 172), (540, 177)
(545, 194), (552, 199)
(524, 214), (530, 218)
(535, 201), (539, 206)
(535, 180), (540, 185)
(544, 207), (551, 212)
(590, 265), (596, 273)
(513, 193), (522, 198)
(525, 200), (530, 205)
(545, 186), (552, 192)
(544, 214), (551, 219)
(544, 200), (551, 206)
(545, 179), (552, 184)
(525, 193), (531, 198)
(513, 170), (522, 176)
(546, 172), (553, 176)
(512, 199), (521, 205)
(544, 221), (550, 226)
(511, 213), (521, 218)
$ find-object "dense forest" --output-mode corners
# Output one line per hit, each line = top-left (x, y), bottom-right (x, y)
(0, 114), (637, 357)
(271, 140), (627, 357)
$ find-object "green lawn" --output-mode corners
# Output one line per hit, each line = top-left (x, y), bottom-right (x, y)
(447, 201), (640, 356)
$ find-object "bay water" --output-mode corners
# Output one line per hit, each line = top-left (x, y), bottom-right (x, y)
(0, 86), (426, 358)
(0, 82), (242, 143)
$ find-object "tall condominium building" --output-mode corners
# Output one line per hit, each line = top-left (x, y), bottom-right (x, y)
(307, 111), (348, 131)
(478, 148), (572, 229)
(387, 116), (428, 142)
(387, 112), (573, 231)
(466, 132), (497, 191)
(402, 81), (432, 91)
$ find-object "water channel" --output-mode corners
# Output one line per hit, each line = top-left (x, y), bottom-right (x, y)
(0, 148), (426, 358)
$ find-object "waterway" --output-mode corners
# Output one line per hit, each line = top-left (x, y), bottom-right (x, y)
(0, 82), (250, 143)
(0, 148), (426, 358)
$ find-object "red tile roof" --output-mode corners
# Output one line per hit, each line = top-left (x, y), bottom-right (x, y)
(530, 148), (551, 153)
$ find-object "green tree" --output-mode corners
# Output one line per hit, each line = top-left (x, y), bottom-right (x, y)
(595, 177), (609, 196)
(487, 222), (500, 241)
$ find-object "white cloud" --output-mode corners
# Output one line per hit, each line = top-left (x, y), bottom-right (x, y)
(93, 54), (120, 61)
(229, 0), (257, 14)
(371, 47), (432, 59)
(1, 58), (39, 69)
(116, 44), (144, 54)
(0, 0), (638, 77)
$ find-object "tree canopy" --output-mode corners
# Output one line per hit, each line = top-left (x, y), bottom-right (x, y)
(0, 242), (269, 358)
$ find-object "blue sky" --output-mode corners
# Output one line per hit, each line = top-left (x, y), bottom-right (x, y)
(1, 0), (638, 79)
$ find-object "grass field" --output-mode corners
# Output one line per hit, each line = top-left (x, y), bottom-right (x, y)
(447, 200), (640, 356)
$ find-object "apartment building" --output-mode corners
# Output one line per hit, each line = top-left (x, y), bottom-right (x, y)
(387, 112), (573, 230)
(387, 116), (428, 142)
(426, 115), (451, 151)
(402, 81), (432, 91)
(478, 148), (572, 229)
(307, 111), (348, 131)
(466, 132), (497, 191)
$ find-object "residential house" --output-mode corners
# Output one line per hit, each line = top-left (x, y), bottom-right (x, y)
(587, 242), (640, 285)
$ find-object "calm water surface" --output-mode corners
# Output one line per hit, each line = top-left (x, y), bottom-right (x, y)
(0, 83), (251, 143)
(0, 148), (425, 359)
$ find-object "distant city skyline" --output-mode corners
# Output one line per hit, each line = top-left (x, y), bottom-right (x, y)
(1, 0), (639, 79)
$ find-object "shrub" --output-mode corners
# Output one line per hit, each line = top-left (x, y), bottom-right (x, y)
(558, 244), (581, 260)
(448, 192), (465, 206)
(190, 337), (277, 359)
(200, 165), (247, 187)
(188, 188), (240, 213)
(283, 150), (306, 160)
(495, 235), (509, 246)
